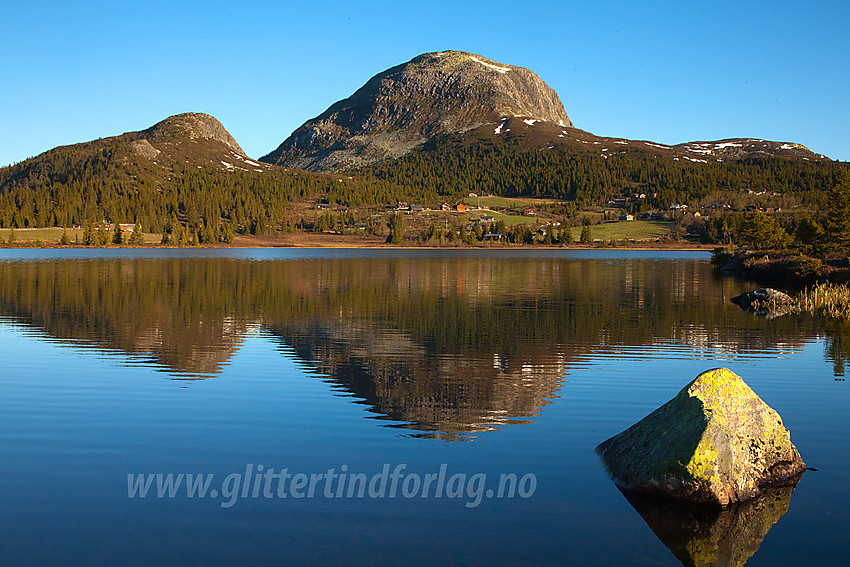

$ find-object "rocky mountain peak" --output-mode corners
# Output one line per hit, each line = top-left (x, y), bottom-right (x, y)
(142, 112), (246, 156)
(261, 51), (573, 171)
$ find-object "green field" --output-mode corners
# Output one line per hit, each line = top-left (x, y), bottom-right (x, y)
(0, 227), (160, 244)
(461, 195), (558, 210)
(569, 220), (673, 241)
(469, 210), (547, 226)
(0, 228), (83, 242)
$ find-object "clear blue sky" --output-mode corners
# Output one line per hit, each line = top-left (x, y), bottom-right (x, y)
(1, 0), (848, 167)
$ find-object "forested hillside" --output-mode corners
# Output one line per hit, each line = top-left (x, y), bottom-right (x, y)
(1, 110), (846, 242)
(361, 132), (847, 211)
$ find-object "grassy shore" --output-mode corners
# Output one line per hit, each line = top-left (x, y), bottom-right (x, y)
(714, 248), (850, 318)
(713, 248), (850, 287)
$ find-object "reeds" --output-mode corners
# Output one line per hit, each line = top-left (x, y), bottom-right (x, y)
(793, 283), (850, 319)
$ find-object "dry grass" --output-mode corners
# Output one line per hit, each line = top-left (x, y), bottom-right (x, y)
(793, 283), (850, 318)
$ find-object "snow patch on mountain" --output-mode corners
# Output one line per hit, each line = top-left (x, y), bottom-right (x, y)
(469, 55), (511, 74)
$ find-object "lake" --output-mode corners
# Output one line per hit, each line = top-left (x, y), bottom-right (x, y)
(0, 248), (847, 566)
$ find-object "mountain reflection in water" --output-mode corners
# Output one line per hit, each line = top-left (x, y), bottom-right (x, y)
(0, 254), (846, 438)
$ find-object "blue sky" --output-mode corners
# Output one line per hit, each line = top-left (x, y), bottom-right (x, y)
(1, 0), (848, 167)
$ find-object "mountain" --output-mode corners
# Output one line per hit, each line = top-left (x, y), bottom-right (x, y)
(1, 55), (845, 236)
(262, 51), (831, 173)
(1, 112), (272, 193)
(261, 50), (573, 172)
(0, 113), (343, 234)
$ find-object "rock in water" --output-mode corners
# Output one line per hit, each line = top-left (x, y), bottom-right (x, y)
(730, 288), (795, 319)
(595, 368), (805, 506)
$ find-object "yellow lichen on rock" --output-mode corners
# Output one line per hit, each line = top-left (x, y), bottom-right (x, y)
(686, 436), (719, 483)
(596, 368), (806, 506)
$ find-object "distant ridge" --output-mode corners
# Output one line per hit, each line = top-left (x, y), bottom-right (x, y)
(447, 117), (829, 162)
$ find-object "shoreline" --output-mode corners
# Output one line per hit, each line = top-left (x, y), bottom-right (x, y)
(0, 231), (714, 251)
(713, 248), (850, 289)
(0, 243), (714, 251)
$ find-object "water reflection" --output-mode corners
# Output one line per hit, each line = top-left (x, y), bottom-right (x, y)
(268, 320), (569, 440)
(0, 254), (844, 437)
(621, 477), (802, 567)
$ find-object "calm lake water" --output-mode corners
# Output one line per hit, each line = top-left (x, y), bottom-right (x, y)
(0, 249), (847, 566)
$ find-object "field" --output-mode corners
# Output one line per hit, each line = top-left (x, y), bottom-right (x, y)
(465, 210), (547, 226)
(0, 227), (161, 244)
(461, 195), (560, 209)
(569, 220), (673, 241)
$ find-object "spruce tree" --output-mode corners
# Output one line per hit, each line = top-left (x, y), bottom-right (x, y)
(825, 172), (850, 252)
(386, 214), (404, 244)
(94, 222), (108, 246)
(129, 223), (144, 246)
(83, 224), (94, 246)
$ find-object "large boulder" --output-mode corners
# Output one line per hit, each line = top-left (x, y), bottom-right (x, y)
(596, 368), (805, 506)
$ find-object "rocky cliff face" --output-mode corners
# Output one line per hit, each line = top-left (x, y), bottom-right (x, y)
(261, 51), (573, 172)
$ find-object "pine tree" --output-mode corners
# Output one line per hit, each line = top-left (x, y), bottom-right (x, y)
(738, 211), (791, 249)
(580, 225), (592, 244)
(60, 228), (70, 245)
(386, 213), (404, 244)
(795, 216), (824, 254)
(83, 224), (94, 246)
(473, 223), (484, 242)
(112, 223), (123, 245)
(129, 223), (144, 245)
(825, 172), (850, 252)
(95, 222), (109, 246)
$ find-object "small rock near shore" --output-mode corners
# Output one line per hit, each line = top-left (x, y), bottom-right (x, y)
(596, 368), (806, 507)
(730, 288), (794, 311)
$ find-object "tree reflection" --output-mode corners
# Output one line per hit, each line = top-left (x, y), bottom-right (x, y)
(0, 255), (845, 436)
